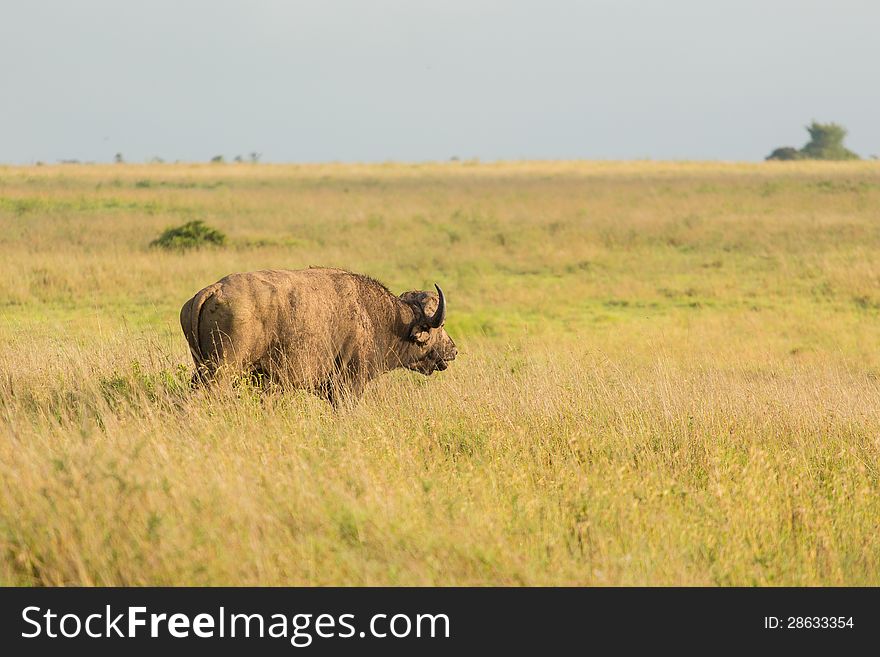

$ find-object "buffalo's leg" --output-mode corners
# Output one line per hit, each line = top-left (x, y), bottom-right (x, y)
(189, 360), (217, 388)
(315, 375), (364, 408)
(316, 378), (337, 406)
(250, 365), (276, 392)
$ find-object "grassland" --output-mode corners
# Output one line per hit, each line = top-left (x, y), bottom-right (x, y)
(2, 160), (880, 586)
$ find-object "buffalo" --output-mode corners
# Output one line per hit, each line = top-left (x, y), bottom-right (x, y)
(180, 267), (457, 404)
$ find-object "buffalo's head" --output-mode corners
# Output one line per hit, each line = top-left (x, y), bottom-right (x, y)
(399, 284), (457, 375)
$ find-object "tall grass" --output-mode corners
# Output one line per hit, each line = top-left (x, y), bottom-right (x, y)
(1, 161), (880, 585)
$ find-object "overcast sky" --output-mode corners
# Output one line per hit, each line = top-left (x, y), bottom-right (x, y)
(1, 0), (878, 163)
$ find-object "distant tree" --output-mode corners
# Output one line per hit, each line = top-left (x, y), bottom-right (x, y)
(210, 155), (225, 163)
(149, 156), (165, 164)
(800, 121), (859, 160)
(233, 155), (243, 163)
(249, 152), (262, 163)
(766, 122), (859, 161)
(150, 220), (227, 251)
(114, 152), (124, 164)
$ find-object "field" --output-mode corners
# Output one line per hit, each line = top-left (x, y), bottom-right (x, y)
(2, 160), (880, 586)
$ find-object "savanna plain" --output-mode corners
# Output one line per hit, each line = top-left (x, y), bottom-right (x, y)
(2, 160), (880, 586)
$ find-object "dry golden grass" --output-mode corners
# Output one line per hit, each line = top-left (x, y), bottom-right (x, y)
(2, 160), (880, 585)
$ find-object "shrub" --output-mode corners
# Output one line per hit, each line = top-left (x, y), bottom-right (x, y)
(150, 220), (227, 251)
(765, 147), (802, 161)
(766, 122), (859, 161)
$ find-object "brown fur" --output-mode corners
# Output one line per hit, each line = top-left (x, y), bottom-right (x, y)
(179, 267), (457, 404)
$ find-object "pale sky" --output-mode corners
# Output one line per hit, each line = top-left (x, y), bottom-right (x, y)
(1, 0), (878, 163)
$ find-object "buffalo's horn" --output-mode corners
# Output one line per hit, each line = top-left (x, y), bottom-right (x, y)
(427, 284), (447, 328)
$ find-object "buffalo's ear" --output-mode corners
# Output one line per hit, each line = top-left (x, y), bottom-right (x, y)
(409, 324), (431, 344)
